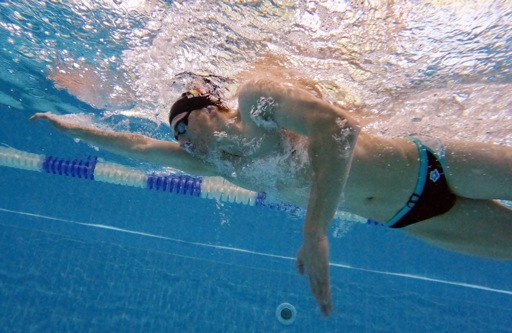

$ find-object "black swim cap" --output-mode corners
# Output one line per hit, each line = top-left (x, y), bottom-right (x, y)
(169, 89), (220, 129)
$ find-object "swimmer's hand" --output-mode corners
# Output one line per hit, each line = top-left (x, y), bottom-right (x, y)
(297, 235), (332, 317)
(30, 112), (73, 131)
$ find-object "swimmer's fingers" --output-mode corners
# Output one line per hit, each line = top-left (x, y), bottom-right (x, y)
(30, 112), (70, 131)
(30, 112), (60, 124)
(298, 236), (333, 317)
(308, 265), (332, 317)
(29, 112), (51, 122)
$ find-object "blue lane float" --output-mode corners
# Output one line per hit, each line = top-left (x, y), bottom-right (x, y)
(42, 155), (98, 180)
(0, 146), (371, 224)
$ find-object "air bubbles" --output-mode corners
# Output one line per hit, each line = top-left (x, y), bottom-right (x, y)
(213, 131), (228, 138)
(146, 20), (161, 32)
(13, 11), (25, 21)
(18, 45), (35, 59)
(44, 39), (57, 48)
(452, 93), (469, 105)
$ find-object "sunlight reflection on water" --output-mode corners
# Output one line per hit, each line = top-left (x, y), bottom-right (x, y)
(1, 0), (511, 144)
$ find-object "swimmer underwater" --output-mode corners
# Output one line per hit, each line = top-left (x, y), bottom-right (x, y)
(31, 79), (512, 317)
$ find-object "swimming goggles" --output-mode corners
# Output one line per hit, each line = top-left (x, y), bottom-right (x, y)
(171, 110), (193, 140)
(169, 89), (221, 140)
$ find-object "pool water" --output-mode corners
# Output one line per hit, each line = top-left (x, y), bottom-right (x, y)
(1, 1), (512, 332)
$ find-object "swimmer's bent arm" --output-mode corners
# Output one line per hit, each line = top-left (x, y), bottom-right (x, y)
(30, 112), (217, 176)
(238, 79), (360, 236)
(238, 79), (360, 316)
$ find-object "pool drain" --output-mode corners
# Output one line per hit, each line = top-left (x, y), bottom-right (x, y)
(276, 303), (296, 325)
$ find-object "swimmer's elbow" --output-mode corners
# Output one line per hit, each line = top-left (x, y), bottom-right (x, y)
(240, 78), (274, 90)
(238, 79), (260, 95)
(239, 79), (286, 101)
(238, 80), (264, 102)
(328, 105), (360, 132)
(310, 104), (359, 132)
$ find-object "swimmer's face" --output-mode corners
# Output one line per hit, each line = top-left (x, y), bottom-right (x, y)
(177, 105), (223, 157)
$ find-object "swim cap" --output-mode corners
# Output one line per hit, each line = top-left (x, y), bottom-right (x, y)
(169, 89), (221, 139)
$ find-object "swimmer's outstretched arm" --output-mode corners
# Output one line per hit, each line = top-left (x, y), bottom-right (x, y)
(30, 112), (217, 176)
(238, 79), (361, 316)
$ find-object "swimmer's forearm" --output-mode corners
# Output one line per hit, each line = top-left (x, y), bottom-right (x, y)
(40, 118), (149, 158)
(304, 121), (360, 238)
(65, 126), (152, 157)
(30, 112), (162, 157)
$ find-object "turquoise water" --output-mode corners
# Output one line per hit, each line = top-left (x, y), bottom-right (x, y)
(1, 1), (512, 332)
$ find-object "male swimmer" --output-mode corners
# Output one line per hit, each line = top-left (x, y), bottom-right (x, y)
(31, 79), (512, 316)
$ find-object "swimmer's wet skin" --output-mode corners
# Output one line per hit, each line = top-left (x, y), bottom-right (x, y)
(31, 78), (512, 316)
(169, 89), (223, 140)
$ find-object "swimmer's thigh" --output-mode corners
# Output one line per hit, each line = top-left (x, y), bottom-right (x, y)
(443, 141), (512, 200)
(405, 197), (512, 260)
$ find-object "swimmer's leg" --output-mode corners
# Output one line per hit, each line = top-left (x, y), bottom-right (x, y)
(443, 141), (512, 200)
(405, 197), (512, 260)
